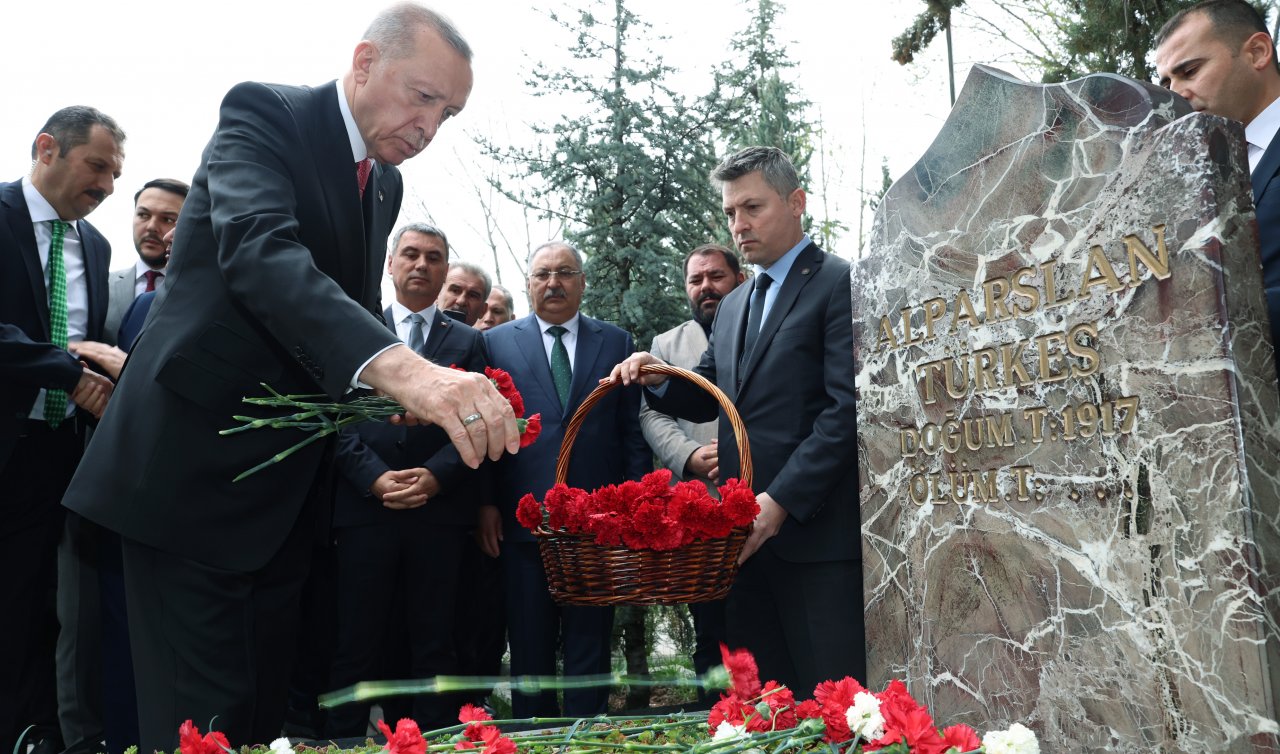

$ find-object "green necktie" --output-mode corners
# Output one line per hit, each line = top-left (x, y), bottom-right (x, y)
(45, 220), (69, 427)
(547, 325), (571, 410)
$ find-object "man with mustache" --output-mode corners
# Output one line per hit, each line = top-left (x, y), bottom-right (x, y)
(0, 105), (122, 754)
(638, 242), (743, 691)
(438, 261), (491, 325)
(59, 5), (520, 750)
(102, 179), (188, 346)
(482, 241), (650, 717)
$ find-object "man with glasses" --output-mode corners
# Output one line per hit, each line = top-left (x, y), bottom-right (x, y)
(481, 241), (650, 717)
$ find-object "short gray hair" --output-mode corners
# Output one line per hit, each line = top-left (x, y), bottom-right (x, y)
(448, 260), (492, 296)
(391, 222), (449, 256)
(527, 240), (584, 270)
(711, 146), (801, 199)
(491, 284), (515, 312)
(364, 3), (473, 62)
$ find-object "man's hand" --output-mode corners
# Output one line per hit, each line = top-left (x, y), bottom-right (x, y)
(476, 504), (503, 558)
(360, 345), (519, 469)
(605, 352), (669, 387)
(68, 341), (127, 380)
(738, 492), (787, 564)
(684, 440), (719, 484)
(370, 468), (436, 510)
(69, 366), (113, 418)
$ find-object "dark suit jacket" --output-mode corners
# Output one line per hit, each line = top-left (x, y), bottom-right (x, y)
(646, 241), (859, 563)
(63, 80), (404, 571)
(333, 307), (488, 529)
(1252, 137), (1280, 379)
(484, 313), (650, 542)
(0, 179), (111, 465)
(117, 290), (155, 352)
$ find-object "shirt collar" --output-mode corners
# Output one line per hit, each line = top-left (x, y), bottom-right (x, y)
(1247, 94), (1280, 154)
(336, 80), (367, 162)
(534, 312), (580, 336)
(753, 235), (810, 283)
(22, 175), (78, 230)
(135, 258), (163, 279)
(391, 300), (438, 326)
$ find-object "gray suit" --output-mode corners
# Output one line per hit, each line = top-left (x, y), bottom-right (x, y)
(639, 319), (716, 491)
(102, 268), (134, 346)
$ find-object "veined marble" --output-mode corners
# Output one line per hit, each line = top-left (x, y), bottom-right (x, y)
(856, 65), (1280, 752)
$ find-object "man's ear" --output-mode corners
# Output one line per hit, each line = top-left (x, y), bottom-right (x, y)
(788, 187), (807, 218)
(1244, 31), (1276, 72)
(351, 40), (377, 85)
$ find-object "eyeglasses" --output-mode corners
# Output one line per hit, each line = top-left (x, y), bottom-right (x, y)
(529, 268), (583, 282)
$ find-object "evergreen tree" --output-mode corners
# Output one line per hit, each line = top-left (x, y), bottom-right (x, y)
(480, 0), (723, 349)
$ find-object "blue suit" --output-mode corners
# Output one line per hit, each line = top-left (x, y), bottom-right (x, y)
(483, 313), (649, 717)
(1252, 136), (1280, 380)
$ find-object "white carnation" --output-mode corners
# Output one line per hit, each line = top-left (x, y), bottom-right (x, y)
(269, 738), (292, 754)
(712, 721), (750, 743)
(845, 691), (886, 741)
(982, 723), (1039, 754)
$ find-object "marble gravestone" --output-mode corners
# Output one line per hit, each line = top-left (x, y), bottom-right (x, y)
(856, 65), (1280, 752)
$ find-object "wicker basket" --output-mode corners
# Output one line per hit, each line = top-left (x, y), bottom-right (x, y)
(535, 363), (752, 606)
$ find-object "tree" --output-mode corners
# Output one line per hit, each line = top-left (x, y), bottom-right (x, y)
(710, 0), (843, 250)
(479, 0), (723, 350)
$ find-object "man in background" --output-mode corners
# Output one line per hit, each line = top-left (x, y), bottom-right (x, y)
(438, 260), (491, 325)
(0, 105), (121, 754)
(637, 242), (743, 690)
(477, 283), (515, 331)
(1156, 0), (1280, 378)
(102, 179), (188, 344)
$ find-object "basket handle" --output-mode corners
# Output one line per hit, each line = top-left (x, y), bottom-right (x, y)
(554, 363), (752, 489)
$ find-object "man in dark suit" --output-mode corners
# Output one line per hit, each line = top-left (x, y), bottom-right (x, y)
(102, 178), (188, 345)
(1156, 0), (1280, 380)
(326, 223), (488, 734)
(611, 147), (863, 695)
(0, 105), (121, 754)
(482, 241), (651, 717)
(59, 7), (521, 751)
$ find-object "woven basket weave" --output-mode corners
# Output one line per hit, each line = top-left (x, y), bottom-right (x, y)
(535, 364), (752, 606)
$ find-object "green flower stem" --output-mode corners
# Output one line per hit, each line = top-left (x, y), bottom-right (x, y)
(319, 673), (727, 710)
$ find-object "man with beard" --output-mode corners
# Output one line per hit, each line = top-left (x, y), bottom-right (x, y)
(102, 179), (187, 345)
(638, 242), (743, 692)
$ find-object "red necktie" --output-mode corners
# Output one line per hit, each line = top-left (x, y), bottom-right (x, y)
(356, 158), (372, 198)
(143, 269), (162, 292)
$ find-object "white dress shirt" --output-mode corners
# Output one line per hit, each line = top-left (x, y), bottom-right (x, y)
(389, 300), (438, 352)
(1247, 95), (1280, 174)
(133, 258), (165, 296)
(23, 176), (88, 419)
(534, 312), (580, 371)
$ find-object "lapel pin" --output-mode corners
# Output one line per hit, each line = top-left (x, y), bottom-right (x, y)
(378, 190), (384, 202)
(801, 267), (811, 275)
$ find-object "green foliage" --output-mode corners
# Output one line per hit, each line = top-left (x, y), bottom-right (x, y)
(481, 0), (722, 348)
(890, 0), (968, 65)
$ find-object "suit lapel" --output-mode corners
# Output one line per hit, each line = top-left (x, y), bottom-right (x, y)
(1254, 137), (1280, 205)
(308, 81), (367, 304)
(80, 225), (109, 341)
(513, 316), (562, 417)
(739, 244), (824, 393)
(568, 316), (604, 410)
(2, 183), (49, 338)
(423, 309), (454, 362)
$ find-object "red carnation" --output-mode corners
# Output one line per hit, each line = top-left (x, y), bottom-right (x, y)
(866, 680), (937, 753)
(377, 718), (426, 754)
(760, 680), (798, 730)
(717, 479), (761, 527)
(941, 724), (982, 753)
(519, 414), (541, 448)
(516, 493), (543, 531)
(719, 643), (762, 698)
(458, 703), (492, 724)
(485, 367), (525, 417)
(795, 699), (823, 720)
(177, 720), (230, 754)
(813, 676), (867, 742)
(478, 725), (517, 754)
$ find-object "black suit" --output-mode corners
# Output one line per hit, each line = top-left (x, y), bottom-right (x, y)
(646, 241), (864, 693)
(61, 80), (404, 751)
(484, 314), (650, 717)
(326, 306), (487, 733)
(0, 179), (110, 754)
(1252, 135), (1280, 380)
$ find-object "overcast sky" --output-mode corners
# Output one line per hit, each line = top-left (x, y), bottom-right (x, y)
(1, 0), (1035, 317)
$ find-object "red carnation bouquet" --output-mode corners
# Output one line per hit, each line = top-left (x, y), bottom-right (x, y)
(223, 366), (540, 481)
(516, 469), (758, 551)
